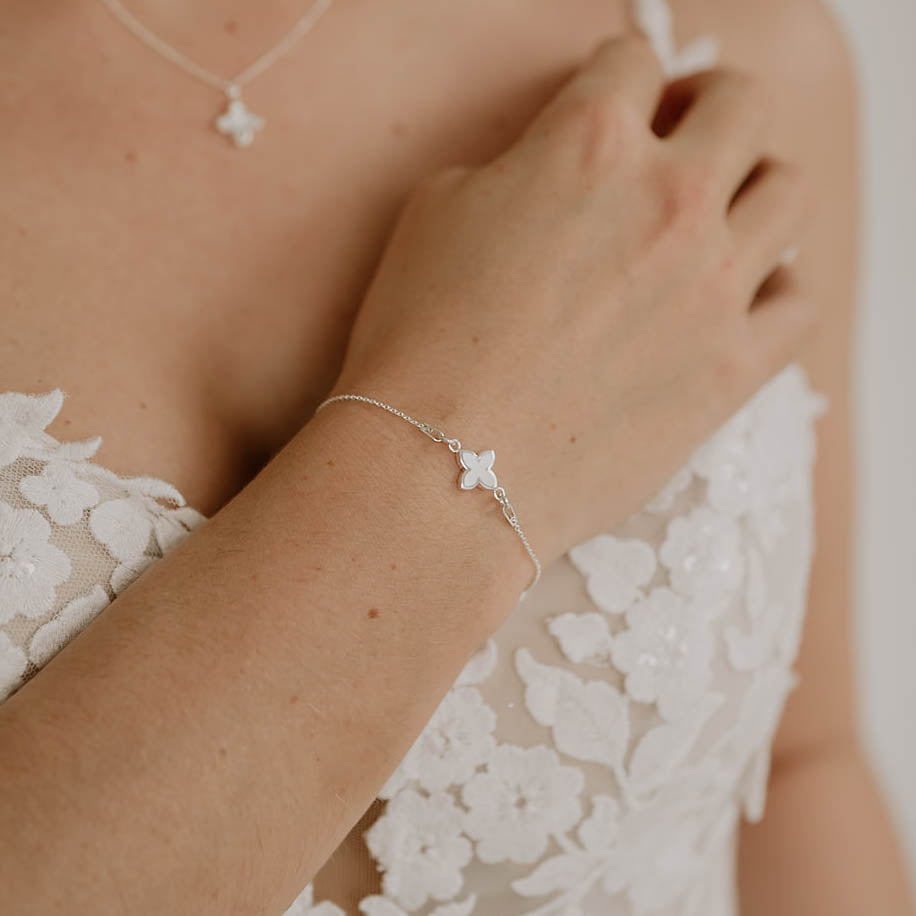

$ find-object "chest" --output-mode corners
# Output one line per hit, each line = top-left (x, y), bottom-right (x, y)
(0, 0), (627, 515)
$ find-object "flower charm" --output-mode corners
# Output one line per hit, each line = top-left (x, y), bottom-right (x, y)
(215, 94), (265, 148)
(457, 449), (498, 491)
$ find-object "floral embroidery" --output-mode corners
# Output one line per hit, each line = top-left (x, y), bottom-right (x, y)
(0, 632), (27, 702)
(689, 366), (828, 551)
(378, 687), (497, 799)
(28, 585), (110, 667)
(510, 766), (730, 911)
(0, 390), (67, 468)
(610, 586), (716, 720)
(725, 546), (784, 672)
(89, 498), (154, 563)
(287, 887), (479, 916)
(625, 694), (725, 798)
(455, 638), (498, 687)
(462, 744), (585, 865)
(515, 648), (629, 772)
(19, 461), (100, 526)
(659, 506), (745, 601)
(645, 466), (692, 514)
(110, 555), (156, 595)
(282, 883), (345, 916)
(358, 895), (477, 916)
(363, 789), (472, 911)
(546, 612), (613, 667)
(567, 534), (657, 614)
(0, 501), (71, 623)
(0, 389), (202, 702)
(153, 506), (207, 552)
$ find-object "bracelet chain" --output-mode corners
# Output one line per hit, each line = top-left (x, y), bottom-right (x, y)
(314, 393), (542, 600)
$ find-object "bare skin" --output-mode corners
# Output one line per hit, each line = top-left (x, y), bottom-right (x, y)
(0, 0), (912, 913)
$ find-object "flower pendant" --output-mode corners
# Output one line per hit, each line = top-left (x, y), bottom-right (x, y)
(457, 449), (499, 491)
(214, 85), (265, 148)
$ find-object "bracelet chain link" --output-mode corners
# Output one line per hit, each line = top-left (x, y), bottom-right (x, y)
(314, 393), (542, 600)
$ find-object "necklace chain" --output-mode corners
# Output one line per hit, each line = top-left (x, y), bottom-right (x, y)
(97, 0), (336, 146)
(98, 0), (335, 93)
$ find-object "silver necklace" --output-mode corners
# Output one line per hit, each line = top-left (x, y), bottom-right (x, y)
(98, 0), (336, 148)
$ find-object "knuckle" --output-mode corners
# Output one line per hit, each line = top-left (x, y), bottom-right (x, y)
(554, 90), (646, 170)
(696, 243), (746, 321)
(719, 66), (761, 102)
(710, 250), (745, 309)
(590, 31), (661, 75)
(560, 89), (644, 142)
(651, 158), (719, 233)
(711, 67), (772, 133)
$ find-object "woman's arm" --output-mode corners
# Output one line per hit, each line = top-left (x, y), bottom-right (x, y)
(0, 401), (532, 914)
(717, 1), (916, 910)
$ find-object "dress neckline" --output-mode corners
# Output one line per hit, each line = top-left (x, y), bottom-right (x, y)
(0, 388), (205, 518)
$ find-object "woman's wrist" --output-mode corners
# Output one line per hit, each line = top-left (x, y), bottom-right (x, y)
(300, 381), (537, 631)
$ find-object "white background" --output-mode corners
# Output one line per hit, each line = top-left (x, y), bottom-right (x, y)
(827, 0), (916, 883)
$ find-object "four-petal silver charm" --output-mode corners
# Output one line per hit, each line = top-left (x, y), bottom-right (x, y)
(215, 91), (265, 148)
(457, 448), (498, 491)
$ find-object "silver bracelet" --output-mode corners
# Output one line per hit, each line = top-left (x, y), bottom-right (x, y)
(313, 393), (542, 600)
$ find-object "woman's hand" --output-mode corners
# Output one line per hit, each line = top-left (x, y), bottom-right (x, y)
(331, 34), (817, 567)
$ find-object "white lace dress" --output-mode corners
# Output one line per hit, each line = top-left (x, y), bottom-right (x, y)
(0, 4), (829, 914)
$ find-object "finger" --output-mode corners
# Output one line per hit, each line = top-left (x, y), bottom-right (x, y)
(745, 267), (820, 381)
(664, 68), (771, 202)
(571, 33), (668, 118)
(524, 33), (668, 144)
(729, 160), (810, 290)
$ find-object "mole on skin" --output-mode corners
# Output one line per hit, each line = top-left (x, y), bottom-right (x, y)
(368, 608), (380, 619)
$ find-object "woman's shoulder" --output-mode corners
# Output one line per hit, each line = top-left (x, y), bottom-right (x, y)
(667, 0), (855, 84)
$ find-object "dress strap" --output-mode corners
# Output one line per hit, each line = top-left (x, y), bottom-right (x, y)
(631, 0), (720, 77)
